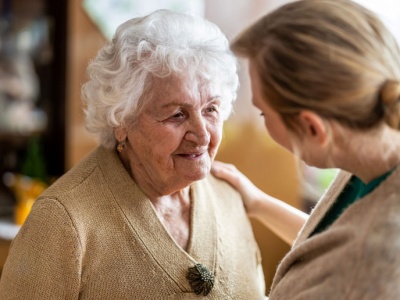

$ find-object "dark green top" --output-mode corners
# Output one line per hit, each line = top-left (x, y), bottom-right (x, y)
(311, 169), (393, 236)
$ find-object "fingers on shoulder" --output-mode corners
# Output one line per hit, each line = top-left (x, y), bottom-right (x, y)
(212, 161), (239, 172)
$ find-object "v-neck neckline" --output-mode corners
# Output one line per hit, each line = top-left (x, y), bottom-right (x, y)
(97, 146), (218, 292)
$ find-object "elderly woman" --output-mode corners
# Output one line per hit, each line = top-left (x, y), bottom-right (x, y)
(0, 9), (265, 299)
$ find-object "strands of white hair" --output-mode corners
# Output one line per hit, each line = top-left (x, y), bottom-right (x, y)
(82, 9), (238, 149)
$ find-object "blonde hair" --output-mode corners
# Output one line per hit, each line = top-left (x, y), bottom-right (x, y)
(82, 9), (238, 149)
(232, 0), (400, 132)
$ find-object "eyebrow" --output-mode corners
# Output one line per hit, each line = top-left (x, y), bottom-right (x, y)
(160, 96), (222, 109)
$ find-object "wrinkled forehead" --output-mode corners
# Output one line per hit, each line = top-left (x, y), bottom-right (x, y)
(149, 74), (223, 101)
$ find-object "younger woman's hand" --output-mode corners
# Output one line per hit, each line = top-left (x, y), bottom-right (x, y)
(211, 161), (263, 215)
(212, 161), (308, 245)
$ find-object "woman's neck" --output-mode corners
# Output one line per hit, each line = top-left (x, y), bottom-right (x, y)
(118, 149), (192, 250)
(149, 187), (192, 251)
(117, 149), (191, 201)
(333, 124), (400, 183)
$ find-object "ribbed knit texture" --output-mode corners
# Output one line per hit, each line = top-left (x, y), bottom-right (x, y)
(0, 146), (265, 299)
(269, 167), (400, 299)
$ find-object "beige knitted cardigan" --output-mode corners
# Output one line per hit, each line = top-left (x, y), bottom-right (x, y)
(269, 167), (400, 299)
(0, 146), (265, 299)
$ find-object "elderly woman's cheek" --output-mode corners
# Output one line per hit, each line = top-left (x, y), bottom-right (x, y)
(209, 120), (224, 159)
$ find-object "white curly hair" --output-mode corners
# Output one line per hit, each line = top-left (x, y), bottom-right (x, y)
(82, 9), (238, 149)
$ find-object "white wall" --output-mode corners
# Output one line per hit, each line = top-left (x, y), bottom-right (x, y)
(354, 0), (400, 43)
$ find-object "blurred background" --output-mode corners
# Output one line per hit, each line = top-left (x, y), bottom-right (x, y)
(0, 0), (399, 291)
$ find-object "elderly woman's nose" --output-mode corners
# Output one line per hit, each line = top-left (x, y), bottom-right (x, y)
(185, 116), (211, 145)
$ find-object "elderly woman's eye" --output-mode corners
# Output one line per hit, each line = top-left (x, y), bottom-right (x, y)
(205, 106), (218, 114)
(171, 111), (185, 119)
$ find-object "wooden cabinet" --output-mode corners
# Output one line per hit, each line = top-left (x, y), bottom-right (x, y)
(0, 0), (67, 273)
(0, 0), (68, 182)
(65, 0), (103, 168)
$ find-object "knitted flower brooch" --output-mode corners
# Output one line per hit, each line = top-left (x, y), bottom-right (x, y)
(186, 263), (214, 296)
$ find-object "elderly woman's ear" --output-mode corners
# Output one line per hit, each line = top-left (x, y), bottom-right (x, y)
(114, 127), (127, 143)
(114, 126), (127, 153)
(114, 127), (128, 153)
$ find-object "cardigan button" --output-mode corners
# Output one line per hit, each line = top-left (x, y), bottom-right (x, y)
(186, 263), (214, 296)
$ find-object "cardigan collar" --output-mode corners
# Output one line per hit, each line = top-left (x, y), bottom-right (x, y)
(96, 146), (218, 292)
(294, 165), (400, 247)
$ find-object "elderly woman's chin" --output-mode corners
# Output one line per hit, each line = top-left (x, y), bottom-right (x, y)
(175, 154), (213, 184)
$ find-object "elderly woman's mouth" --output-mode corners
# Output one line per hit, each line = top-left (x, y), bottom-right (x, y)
(178, 153), (205, 159)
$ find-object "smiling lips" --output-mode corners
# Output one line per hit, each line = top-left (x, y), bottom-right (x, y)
(176, 146), (209, 159)
(178, 152), (206, 159)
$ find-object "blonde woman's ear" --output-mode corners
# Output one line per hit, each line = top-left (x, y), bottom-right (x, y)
(297, 110), (329, 147)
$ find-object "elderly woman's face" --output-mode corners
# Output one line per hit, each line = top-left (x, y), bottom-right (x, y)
(121, 75), (224, 193)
